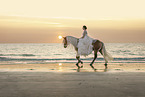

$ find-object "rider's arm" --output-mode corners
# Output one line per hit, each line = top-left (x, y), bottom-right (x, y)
(81, 31), (87, 38)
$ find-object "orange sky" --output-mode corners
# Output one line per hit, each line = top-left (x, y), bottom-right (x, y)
(0, 0), (145, 43)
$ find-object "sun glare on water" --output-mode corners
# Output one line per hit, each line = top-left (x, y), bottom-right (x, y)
(59, 63), (62, 66)
(58, 35), (62, 39)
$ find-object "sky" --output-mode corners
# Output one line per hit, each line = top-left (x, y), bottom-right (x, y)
(0, 0), (145, 43)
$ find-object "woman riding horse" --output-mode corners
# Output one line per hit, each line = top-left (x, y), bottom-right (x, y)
(63, 26), (113, 70)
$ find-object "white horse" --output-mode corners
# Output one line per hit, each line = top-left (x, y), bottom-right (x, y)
(63, 36), (113, 70)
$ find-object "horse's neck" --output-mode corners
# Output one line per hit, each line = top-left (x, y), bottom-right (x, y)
(67, 36), (78, 48)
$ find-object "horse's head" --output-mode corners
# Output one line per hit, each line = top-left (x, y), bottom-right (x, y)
(63, 37), (68, 48)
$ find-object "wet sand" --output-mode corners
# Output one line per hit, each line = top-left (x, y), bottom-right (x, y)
(0, 63), (145, 97)
(0, 63), (145, 72)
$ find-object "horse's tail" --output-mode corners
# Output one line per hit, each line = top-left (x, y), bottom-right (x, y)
(101, 43), (114, 63)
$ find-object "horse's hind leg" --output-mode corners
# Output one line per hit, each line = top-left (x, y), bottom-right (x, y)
(76, 56), (83, 68)
(99, 49), (108, 68)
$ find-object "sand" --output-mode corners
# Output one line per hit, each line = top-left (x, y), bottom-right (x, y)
(0, 63), (145, 97)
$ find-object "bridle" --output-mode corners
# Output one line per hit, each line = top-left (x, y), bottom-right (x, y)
(63, 37), (68, 48)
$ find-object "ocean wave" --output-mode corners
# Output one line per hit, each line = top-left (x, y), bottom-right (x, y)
(0, 57), (145, 61)
(21, 54), (35, 56)
(0, 54), (35, 57)
(53, 54), (63, 55)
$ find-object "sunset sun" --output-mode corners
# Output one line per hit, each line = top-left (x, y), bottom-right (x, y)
(58, 35), (62, 39)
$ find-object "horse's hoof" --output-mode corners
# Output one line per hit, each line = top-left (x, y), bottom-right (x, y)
(93, 68), (97, 72)
(104, 63), (108, 67)
(81, 65), (83, 68)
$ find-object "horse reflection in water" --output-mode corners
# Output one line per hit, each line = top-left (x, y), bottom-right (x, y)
(76, 68), (108, 72)
(63, 36), (113, 71)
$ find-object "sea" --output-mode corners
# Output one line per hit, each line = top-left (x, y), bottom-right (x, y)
(0, 43), (145, 65)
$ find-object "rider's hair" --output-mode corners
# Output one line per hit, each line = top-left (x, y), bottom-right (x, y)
(83, 25), (87, 30)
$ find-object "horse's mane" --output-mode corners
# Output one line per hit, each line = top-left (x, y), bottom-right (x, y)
(65, 36), (79, 48)
(66, 36), (78, 39)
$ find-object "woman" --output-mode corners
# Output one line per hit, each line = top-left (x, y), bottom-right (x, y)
(77, 25), (93, 56)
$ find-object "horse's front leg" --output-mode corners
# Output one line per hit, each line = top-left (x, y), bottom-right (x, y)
(76, 56), (83, 68)
(90, 51), (97, 70)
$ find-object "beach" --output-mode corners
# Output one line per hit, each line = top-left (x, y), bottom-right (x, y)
(0, 0), (145, 96)
(0, 63), (145, 97)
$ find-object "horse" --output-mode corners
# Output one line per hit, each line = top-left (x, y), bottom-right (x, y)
(63, 36), (113, 70)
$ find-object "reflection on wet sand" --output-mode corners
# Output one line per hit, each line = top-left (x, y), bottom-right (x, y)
(0, 63), (145, 72)
(46, 63), (145, 72)
(58, 63), (63, 72)
(76, 68), (108, 72)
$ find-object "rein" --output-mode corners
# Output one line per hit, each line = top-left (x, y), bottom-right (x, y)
(64, 37), (67, 45)
(77, 39), (79, 44)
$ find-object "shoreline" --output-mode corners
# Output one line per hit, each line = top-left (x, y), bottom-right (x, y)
(0, 63), (145, 72)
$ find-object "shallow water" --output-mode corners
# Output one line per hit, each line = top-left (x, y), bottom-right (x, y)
(0, 43), (145, 64)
